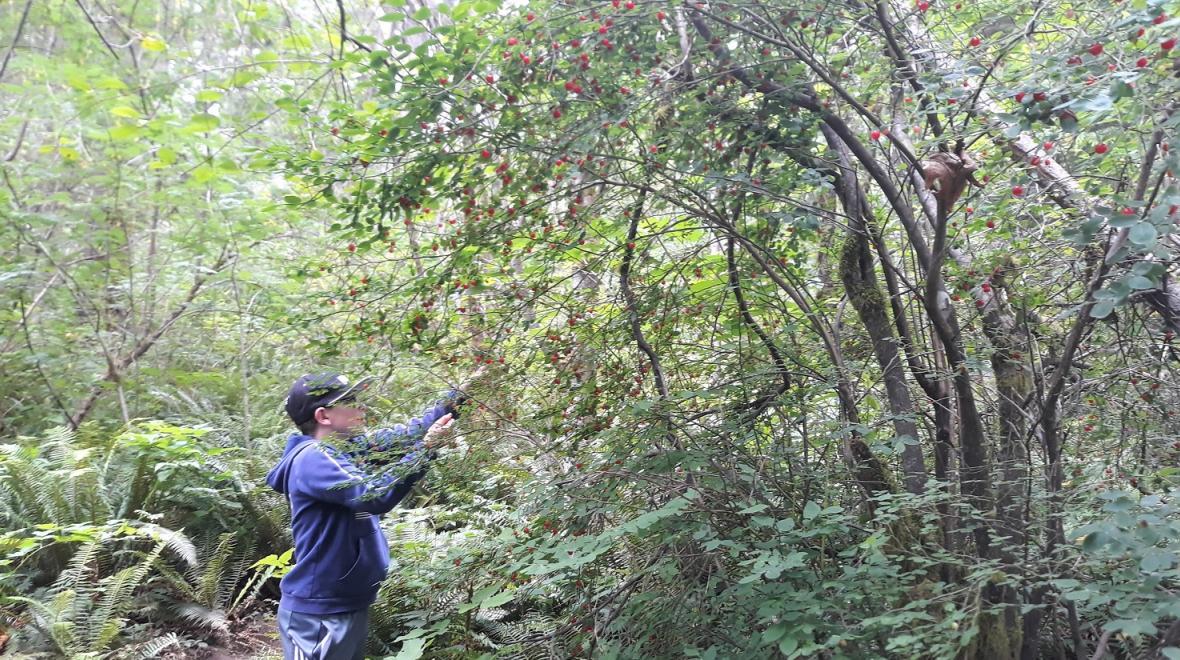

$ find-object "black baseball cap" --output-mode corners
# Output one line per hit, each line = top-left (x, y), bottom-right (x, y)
(285, 373), (374, 426)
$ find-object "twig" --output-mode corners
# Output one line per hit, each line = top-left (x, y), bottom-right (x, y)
(73, 0), (121, 61)
(0, 0), (33, 80)
(1089, 627), (1113, 660)
(3, 120), (29, 162)
(17, 296), (76, 429)
(335, 0), (371, 53)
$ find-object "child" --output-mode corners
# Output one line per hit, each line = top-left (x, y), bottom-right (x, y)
(266, 369), (482, 659)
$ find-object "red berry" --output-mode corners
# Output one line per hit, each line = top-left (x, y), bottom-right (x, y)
(1138, 57), (1150, 67)
(1012, 185), (1025, 197)
(1163, 38), (1177, 51)
(1033, 91), (1047, 102)
(1088, 43), (1104, 56)
(348, 242), (356, 252)
(527, 12), (535, 21)
(1043, 141), (1054, 150)
(481, 149), (492, 159)
(552, 108), (562, 119)
(625, 1), (635, 9)
(1094, 143), (1109, 154)
(1014, 92), (1026, 103)
(507, 37), (519, 46)
(657, 10), (665, 20)
(1154, 13), (1167, 25)
(986, 220), (995, 229)
(870, 130), (882, 141)
(969, 36), (981, 47)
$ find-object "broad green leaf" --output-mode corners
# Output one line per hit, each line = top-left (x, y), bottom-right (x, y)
(192, 163), (218, 183)
(110, 106), (142, 119)
(1129, 222), (1158, 248)
(802, 501), (821, 520)
(185, 113), (221, 133)
(108, 124), (141, 140)
(1089, 301), (1115, 320)
(392, 637), (426, 660)
(1105, 618), (1158, 637)
(1127, 275), (1155, 290)
(480, 590), (514, 609)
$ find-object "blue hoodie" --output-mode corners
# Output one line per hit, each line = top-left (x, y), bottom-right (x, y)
(266, 395), (457, 615)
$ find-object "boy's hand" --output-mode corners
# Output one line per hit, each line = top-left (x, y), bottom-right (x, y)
(423, 413), (456, 449)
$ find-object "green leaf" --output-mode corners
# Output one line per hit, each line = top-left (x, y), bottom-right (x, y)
(802, 501), (821, 520)
(185, 113), (221, 133)
(762, 622), (787, 643)
(227, 70), (262, 87)
(392, 637), (426, 660)
(192, 163), (218, 183)
(480, 590), (514, 609)
(1127, 275), (1155, 290)
(108, 124), (142, 140)
(1105, 618), (1158, 637)
(1141, 549), (1176, 572)
(110, 105), (142, 119)
(1129, 222), (1158, 248)
(195, 90), (224, 103)
(140, 36), (167, 51)
(1089, 301), (1115, 320)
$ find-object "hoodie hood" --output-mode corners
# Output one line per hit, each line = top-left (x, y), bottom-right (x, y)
(267, 434), (315, 495)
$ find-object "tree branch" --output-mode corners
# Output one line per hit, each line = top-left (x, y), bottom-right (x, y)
(0, 0), (33, 80)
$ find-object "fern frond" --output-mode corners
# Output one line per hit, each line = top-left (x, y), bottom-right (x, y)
(173, 602), (229, 633)
(195, 533), (236, 607)
(7, 589), (81, 656)
(228, 561), (276, 615)
(128, 631), (185, 659)
(84, 539), (165, 652)
(138, 523), (197, 567)
(152, 561), (200, 602)
(52, 540), (101, 594)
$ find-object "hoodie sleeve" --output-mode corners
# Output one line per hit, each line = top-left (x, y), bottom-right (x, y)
(293, 443), (427, 514)
(364, 391), (463, 455)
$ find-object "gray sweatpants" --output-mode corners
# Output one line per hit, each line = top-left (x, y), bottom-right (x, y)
(277, 606), (369, 660)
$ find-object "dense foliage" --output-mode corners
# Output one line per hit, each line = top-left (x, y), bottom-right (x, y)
(4, 0), (1180, 658)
